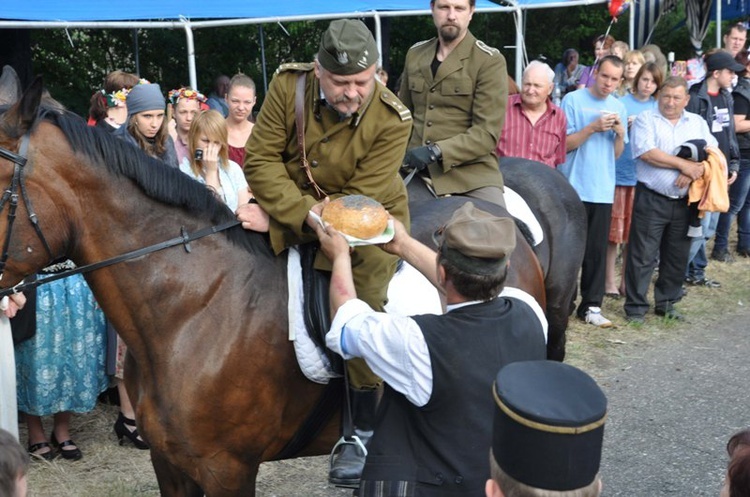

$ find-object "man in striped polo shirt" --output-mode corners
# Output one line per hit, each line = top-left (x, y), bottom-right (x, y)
(496, 61), (567, 168)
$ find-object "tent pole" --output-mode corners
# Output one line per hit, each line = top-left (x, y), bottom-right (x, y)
(374, 13), (383, 70)
(514, 7), (523, 81)
(132, 29), (140, 76)
(259, 25), (268, 95)
(628, 1), (634, 48)
(182, 19), (198, 91)
(716, 1), (722, 48)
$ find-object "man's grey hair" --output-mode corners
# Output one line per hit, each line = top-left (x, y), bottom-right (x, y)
(523, 60), (555, 84)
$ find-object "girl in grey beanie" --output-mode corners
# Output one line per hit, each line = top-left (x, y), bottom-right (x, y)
(116, 82), (178, 168)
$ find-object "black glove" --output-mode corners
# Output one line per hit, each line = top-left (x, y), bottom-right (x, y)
(402, 144), (441, 171)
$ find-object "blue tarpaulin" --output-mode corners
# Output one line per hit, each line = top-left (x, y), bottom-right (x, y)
(0, 0), (607, 87)
(0, 0), (503, 22)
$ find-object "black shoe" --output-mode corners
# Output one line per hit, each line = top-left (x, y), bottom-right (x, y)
(28, 441), (57, 461)
(625, 314), (645, 324)
(737, 249), (750, 258)
(51, 433), (82, 461)
(655, 308), (684, 321)
(114, 412), (149, 450)
(329, 389), (378, 488)
(710, 250), (734, 263)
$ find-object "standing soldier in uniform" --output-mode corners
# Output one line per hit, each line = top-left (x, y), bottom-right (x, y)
(236, 19), (412, 487)
(399, 0), (508, 207)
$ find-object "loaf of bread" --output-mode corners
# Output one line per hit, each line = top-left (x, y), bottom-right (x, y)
(321, 195), (389, 239)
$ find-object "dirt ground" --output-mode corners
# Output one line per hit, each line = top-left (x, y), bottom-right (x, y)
(20, 248), (750, 496)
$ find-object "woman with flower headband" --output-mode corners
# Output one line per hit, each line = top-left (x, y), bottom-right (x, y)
(168, 87), (207, 164)
(117, 81), (178, 168)
(180, 110), (265, 220)
(87, 70), (139, 132)
(225, 74), (257, 167)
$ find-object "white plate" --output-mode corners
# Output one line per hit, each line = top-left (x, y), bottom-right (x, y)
(308, 211), (395, 247)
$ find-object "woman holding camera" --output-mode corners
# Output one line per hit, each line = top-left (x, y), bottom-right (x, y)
(180, 110), (260, 215)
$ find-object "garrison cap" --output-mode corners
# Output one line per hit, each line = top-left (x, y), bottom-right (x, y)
(318, 19), (379, 75)
(436, 202), (515, 276)
(492, 361), (607, 491)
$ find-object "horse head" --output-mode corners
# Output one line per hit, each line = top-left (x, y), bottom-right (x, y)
(0, 76), (71, 288)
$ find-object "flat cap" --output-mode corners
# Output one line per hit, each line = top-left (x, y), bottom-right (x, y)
(318, 19), (379, 75)
(492, 360), (607, 491)
(438, 202), (516, 276)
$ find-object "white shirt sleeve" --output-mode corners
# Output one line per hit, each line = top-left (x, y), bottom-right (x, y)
(327, 299), (433, 407)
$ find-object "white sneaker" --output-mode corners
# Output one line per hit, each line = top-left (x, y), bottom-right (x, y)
(584, 307), (613, 328)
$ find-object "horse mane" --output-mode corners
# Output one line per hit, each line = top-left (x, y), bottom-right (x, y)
(38, 108), (272, 258)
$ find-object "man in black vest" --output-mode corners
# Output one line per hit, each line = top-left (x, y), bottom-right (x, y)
(309, 201), (547, 496)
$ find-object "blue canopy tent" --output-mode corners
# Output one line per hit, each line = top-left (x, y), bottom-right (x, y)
(0, 0), (607, 87)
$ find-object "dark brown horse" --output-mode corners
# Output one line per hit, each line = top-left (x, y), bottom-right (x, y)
(406, 159), (586, 361)
(0, 79), (545, 496)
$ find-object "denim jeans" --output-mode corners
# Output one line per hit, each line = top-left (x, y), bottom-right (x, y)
(714, 161), (750, 253)
(686, 211), (719, 281)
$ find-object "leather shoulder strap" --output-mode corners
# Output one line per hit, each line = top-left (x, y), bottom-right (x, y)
(295, 73), (326, 199)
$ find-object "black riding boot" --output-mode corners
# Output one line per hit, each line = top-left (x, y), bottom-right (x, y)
(329, 388), (378, 488)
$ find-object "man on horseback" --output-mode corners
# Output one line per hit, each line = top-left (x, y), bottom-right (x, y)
(237, 19), (412, 486)
(310, 202), (547, 496)
(398, 0), (508, 207)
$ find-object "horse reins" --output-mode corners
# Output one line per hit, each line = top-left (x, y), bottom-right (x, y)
(0, 135), (240, 299)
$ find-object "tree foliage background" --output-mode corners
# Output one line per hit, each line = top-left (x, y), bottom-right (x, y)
(23, 5), (737, 116)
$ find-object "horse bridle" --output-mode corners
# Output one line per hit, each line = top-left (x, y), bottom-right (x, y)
(0, 133), (240, 299)
(0, 134), (54, 282)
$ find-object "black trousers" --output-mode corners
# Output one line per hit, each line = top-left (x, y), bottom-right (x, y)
(624, 183), (691, 317)
(576, 202), (612, 318)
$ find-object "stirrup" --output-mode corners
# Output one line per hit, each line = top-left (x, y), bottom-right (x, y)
(329, 434), (368, 467)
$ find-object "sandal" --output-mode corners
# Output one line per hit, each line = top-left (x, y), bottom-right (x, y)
(51, 432), (83, 461)
(28, 441), (57, 461)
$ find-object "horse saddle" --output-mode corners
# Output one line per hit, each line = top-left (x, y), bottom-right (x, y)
(298, 243), (344, 376)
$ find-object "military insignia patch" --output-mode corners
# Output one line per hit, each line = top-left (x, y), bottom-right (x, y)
(337, 51), (349, 64)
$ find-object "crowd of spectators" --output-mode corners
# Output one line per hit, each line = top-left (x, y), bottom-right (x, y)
(2, 9), (748, 497)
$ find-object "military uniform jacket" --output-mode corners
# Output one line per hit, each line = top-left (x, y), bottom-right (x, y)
(358, 297), (547, 497)
(398, 31), (507, 195)
(245, 63), (412, 269)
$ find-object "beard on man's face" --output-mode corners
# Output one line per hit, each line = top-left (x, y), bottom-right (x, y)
(439, 24), (460, 42)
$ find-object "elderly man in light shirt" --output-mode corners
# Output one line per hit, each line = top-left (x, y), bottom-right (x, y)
(623, 76), (718, 323)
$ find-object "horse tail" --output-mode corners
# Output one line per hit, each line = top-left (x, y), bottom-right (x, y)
(512, 217), (535, 248)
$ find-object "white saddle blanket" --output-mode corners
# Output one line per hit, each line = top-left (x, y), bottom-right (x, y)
(287, 248), (548, 384)
(504, 186), (543, 246)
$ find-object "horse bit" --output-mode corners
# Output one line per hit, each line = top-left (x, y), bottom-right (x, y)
(0, 133), (240, 299)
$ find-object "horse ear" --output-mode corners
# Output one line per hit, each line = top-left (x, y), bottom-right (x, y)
(3, 76), (43, 136)
(0, 65), (22, 106)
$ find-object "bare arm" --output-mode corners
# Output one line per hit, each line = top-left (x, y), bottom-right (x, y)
(565, 114), (619, 152)
(307, 219), (358, 317)
(380, 218), (441, 291)
(639, 148), (704, 179)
